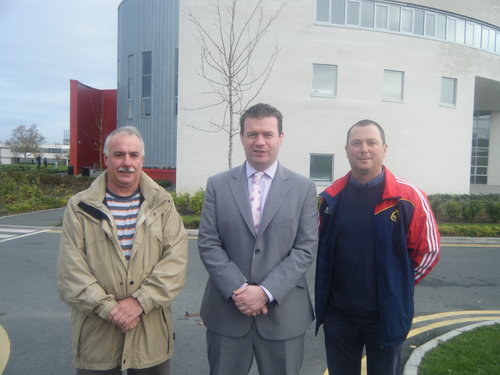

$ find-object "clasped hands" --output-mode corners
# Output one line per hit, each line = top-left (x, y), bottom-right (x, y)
(233, 284), (269, 317)
(107, 296), (144, 333)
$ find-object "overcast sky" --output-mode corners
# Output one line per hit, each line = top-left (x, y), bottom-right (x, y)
(0, 0), (122, 143)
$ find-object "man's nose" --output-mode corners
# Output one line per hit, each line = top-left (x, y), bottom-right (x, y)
(255, 135), (265, 145)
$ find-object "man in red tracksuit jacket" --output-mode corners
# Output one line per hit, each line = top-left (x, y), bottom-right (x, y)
(315, 119), (440, 375)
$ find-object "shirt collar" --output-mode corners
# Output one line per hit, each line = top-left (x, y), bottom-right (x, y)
(349, 169), (385, 188)
(245, 160), (278, 180)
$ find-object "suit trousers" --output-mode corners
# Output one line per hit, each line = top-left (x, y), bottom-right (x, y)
(206, 322), (305, 375)
(323, 312), (402, 375)
(76, 359), (170, 375)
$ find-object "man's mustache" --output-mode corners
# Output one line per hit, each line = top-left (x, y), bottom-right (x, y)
(118, 167), (136, 173)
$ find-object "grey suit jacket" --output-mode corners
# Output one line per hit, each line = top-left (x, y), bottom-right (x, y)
(198, 163), (318, 340)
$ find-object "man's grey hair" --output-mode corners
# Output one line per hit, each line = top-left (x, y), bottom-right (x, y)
(103, 126), (145, 156)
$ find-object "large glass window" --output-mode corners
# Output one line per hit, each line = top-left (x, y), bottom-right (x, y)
(331, 0), (346, 24)
(312, 64), (338, 97)
(470, 114), (490, 185)
(388, 5), (400, 32)
(127, 54), (135, 119)
(436, 14), (446, 39)
(360, 1), (374, 28)
(456, 19), (466, 44)
(346, 0), (360, 25)
(465, 22), (474, 45)
(315, 1), (500, 55)
(310, 154), (334, 182)
(425, 13), (436, 37)
(383, 70), (404, 102)
(414, 9), (424, 35)
(441, 77), (457, 106)
(401, 8), (413, 33)
(142, 51), (152, 117)
(446, 18), (457, 42)
(316, 0), (329, 22)
(473, 24), (482, 48)
(375, 4), (388, 29)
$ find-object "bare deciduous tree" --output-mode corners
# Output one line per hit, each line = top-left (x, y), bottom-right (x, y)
(186, 0), (285, 168)
(87, 96), (107, 170)
(6, 124), (45, 158)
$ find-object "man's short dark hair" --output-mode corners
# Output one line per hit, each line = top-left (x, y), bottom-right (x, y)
(240, 103), (283, 135)
(346, 119), (386, 145)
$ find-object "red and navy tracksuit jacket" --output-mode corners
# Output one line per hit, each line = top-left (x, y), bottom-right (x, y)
(315, 167), (440, 347)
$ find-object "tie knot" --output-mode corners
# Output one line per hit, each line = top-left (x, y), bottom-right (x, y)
(253, 171), (264, 183)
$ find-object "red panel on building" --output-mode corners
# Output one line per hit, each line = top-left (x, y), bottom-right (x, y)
(69, 80), (117, 175)
(69, 80), (176, 184)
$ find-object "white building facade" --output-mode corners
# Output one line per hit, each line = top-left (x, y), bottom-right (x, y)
(0, 143), (69, 166)
(176, 0), (500, 194)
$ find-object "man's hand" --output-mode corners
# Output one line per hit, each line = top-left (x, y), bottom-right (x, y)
(108, 297), (143, 332)
(233, 285), (269, 317)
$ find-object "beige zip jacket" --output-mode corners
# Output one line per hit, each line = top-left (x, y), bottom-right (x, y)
(57, 172), (188, 371)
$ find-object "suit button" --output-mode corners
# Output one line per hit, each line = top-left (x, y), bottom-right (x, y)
(255, 249), (260, 254)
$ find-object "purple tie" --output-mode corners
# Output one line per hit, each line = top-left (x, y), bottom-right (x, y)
(250, 172), (264, 232)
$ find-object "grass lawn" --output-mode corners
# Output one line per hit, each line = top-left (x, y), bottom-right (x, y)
(418, 324), (500, 375)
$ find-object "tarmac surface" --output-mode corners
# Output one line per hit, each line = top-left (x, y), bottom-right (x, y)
(0, 208), (499, 374)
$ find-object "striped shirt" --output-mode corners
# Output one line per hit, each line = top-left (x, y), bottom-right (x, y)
(105, 189), (142, 262)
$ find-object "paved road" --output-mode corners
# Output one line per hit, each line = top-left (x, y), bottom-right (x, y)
(0, 210), (499, 374)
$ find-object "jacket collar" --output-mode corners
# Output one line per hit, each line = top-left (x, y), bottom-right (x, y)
(320, 165), (402, 203)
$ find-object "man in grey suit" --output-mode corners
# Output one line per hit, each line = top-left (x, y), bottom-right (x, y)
(198, 103), (318, 375)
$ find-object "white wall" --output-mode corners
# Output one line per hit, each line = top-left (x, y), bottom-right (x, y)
(177, 0), (500, 194)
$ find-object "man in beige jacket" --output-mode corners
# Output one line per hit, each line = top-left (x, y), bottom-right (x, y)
(58, 126), (188, 375)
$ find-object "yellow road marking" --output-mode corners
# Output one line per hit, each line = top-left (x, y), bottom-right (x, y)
(407, 316), (500, 338)
(322, 311), (500, 375)
(413, 310), (500, 323)
(0, 325), (10, 374)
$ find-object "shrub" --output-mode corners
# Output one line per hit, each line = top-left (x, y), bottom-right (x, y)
(461, 199), (483, 223)
(484, 200), (500, 223)
(170, 189), (205, 216)
(170, 192), (191, 215)
(445, 200), (461, 221)
(189, 189), (204, 216)
(182, 215), (200, 229)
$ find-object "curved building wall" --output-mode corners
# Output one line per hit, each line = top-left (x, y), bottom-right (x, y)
(117, 0), (179, 169)
(177, 0), (500, 194)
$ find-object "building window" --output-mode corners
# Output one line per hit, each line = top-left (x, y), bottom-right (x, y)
(316, 0), (330, 22)
(425, 12), (435, 37)
(401, 8), (413, 33)
(332, 0), (346, 24)
(312, 64), (337, 97)
(470, 114), (490, 185)
(360, 1), (374, 28)
(310, 154), (334, 182)
(414, 9), (424, 35)
(441, 77), (457, 106)
(383, 70), (404, 102)
(375, 4), (388, 29)
(127, 54), (135, 119)
(315, 0), (500, 55)
(388, 5), (400, 32)
(346, 0), (360, 25)
(142, 51), (152, 117)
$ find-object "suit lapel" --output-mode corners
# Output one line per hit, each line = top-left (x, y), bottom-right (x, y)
(259, 164), (291, 235)
(229, 164), (256, 236)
